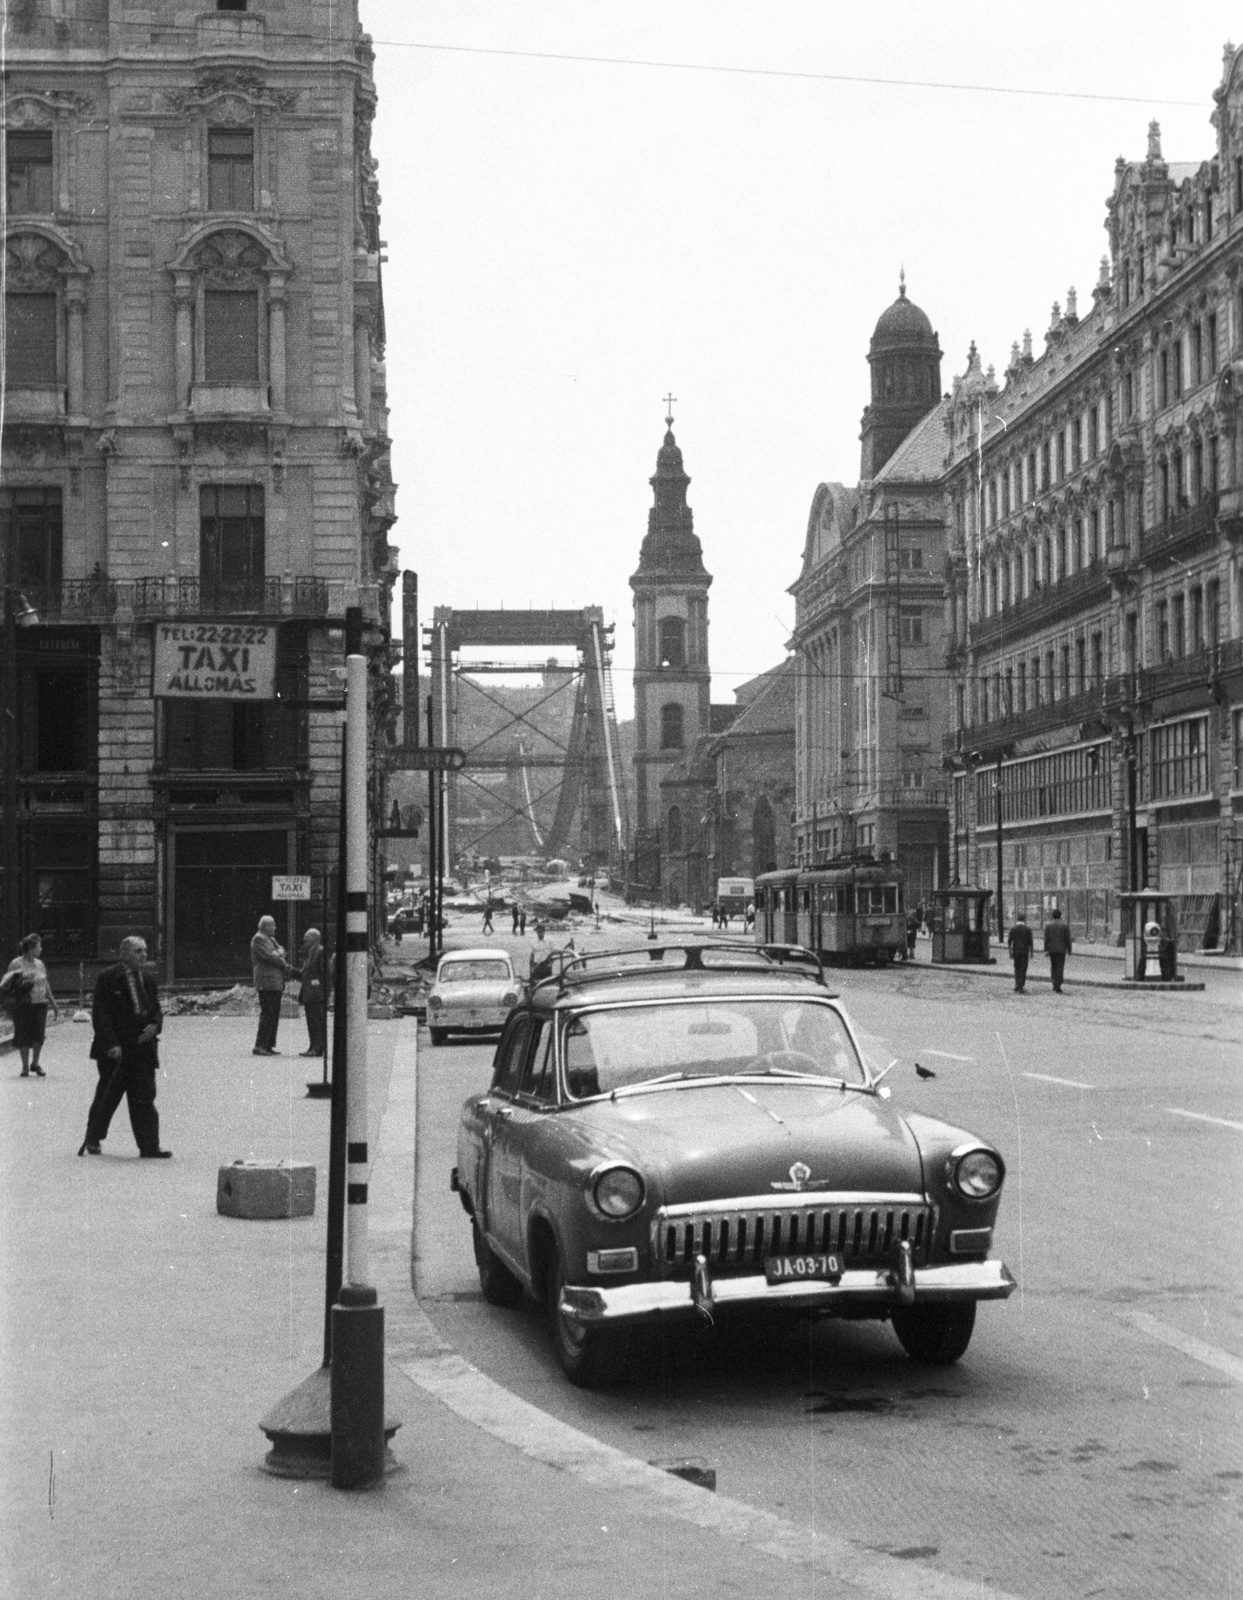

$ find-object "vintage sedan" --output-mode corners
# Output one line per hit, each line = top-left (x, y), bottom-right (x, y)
(452, 943), (1015, 1386)
(427, 949), (521, 1045)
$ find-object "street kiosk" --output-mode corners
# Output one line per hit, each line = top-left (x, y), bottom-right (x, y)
(1119, 891), (1181, 982)
(929, 887), (995, 964)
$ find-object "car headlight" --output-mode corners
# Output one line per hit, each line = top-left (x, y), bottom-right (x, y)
(428, 993), (443, 1010)
(592, 1165), (645, 1220)
(500, 991), (518, 1007)
(952, 1148), (1004, 1200)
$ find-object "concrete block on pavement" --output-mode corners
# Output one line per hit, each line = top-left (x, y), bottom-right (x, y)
(217, 1159), (316, 1219)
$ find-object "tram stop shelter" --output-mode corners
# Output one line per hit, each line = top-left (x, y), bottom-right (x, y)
(1119, 891), (1182, 983)
(929, 887), (995, 964)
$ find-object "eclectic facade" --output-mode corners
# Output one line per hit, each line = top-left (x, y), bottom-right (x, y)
(2, 1), (397, 981)
(791, 280), (952, 903)
(944, 47), (1243, 949)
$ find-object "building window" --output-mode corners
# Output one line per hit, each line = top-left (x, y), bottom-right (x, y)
(1088, 405), (1099, 459)
(1192, 323), (1203, 386)
(1208, 580), (1220, 646)
(1061, 645), (1071, 699)
(1075, 637), (1086, 693)
(165, 700), (295, 773)
(1234, 709), (1243, 789)
(19, 651), (91, 774)
(1150, 715), (1209, 800)
(1045, 650), (1055, 702)
(200, 484), (265, 596)
(1123, 373), (1133, 421)
(899, 544), (923, 570)
(1191, 587), (1204, 652)
(1173, 594), (1186, 658)
(1017, 662), (1027, 713)
(658, 616), (686, 668)
(1172, 339), (1182, 398)
(1191, 438), (1204, 502)
(0, 487), (63, 593)
(660, 703), (684, 750)
(1159, 459), (1170, 521)
(208, 128), (254, 211)
(1056, 432), (1066, 481)
(902, 769), (924, 790)
(1158, 350), (1169, 410)
(6, 131), (53, 215)
(204, 289), (259, 382)
(216, 0), (249, 10)
(1026, 451), (1036, 501)
(1157, 600), (1169, 661)
(1072, 418), (1083, 470)
(1040, 440), (1051, 490)
(1207, 312), (1218, 376)
(1091, 508), (1101, 561)
(5, 290), (58, 386)
(1030, 656), (1041, 707)
(1091, 632), (1103, 687)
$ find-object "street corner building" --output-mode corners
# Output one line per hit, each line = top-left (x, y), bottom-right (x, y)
(791, 45), (1243, 950)
(2, 0), (399, 984)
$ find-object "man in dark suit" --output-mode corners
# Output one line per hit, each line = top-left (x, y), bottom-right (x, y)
(78, 936), (169, 1158)
(1007, 912), (1034, 992)
(297, 927), (326, 1057)
(1042, 907), (1073, 993)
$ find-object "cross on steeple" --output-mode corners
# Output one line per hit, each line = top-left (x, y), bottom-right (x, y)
(663, 392), (677, 428)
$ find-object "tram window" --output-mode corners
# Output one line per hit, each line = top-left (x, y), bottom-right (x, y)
(801, 890), (811, 910)
(883, 886), (898, 914)
(837, 887), (854, 914)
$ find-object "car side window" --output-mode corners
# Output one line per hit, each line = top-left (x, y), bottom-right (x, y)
(516, 1021), (555, 1102)
(491, 1015), (531, 1097)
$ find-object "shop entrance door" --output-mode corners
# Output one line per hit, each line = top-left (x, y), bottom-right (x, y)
(172, 829), (291, 982)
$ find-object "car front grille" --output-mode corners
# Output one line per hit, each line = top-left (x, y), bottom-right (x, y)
(651, 1194), (932, 1277)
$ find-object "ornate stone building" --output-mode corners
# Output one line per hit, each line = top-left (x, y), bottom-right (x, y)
(791, 281), (952, 902)
(943, 45), (1243, 948)
(2, 1), (397, 980)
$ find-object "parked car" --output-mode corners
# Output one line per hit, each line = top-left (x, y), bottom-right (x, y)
(452, 942), (1015, 1387)
(427, 949), (522, 1045)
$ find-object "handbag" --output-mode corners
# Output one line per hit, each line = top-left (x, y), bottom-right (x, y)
(0, 970), (34, 1015)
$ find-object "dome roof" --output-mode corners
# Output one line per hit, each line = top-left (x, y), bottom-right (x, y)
(870, 276), (937, 351)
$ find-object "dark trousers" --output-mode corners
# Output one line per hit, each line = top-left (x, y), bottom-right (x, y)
(1013, 952), (1029, 991)
(303, 998), (326, 1055)
(1049, 952), (1067, 991)
(255, 989), (282, 1050)
(86, 1055), (160, 1154)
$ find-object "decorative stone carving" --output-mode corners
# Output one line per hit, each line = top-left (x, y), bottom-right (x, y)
(163, 71), (299, 117)
(196, 421), (266, 458)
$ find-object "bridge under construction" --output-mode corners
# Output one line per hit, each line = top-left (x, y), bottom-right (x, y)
(427, 607), (629, 876)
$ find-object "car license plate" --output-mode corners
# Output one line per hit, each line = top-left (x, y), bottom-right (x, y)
(764, 1253), (843, 1285)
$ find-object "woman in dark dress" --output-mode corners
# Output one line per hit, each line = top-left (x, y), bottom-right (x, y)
(3, 932), (59, 1077)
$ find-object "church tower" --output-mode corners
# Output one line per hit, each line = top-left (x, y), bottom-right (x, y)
(859, 272), (943, 480)
(630, 406), (712, 851)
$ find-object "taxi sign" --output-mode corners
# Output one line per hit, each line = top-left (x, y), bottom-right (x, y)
(272, 875), (312, 901)
(387, 746), (467, 772)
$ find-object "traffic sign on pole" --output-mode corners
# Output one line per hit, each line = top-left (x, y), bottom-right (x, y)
(272, 875), (313, 901)
(385, 745), (466, 772)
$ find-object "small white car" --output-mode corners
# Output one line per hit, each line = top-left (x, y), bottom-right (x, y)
(427, 949), (521, 1045)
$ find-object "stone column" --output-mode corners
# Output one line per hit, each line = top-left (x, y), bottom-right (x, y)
(353, 313), (372, 430)
(268, 275), (287, 414)
(173, 273), (194, 410)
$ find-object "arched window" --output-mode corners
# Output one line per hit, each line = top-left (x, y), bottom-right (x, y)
(658, 615), (686, 668)
(660, 703), (684, 750)
(666, 805), (683, 853)
(3, 227), (89, 414)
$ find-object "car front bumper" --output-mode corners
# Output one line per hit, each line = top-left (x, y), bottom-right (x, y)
(560, 1258), (1016, 1329)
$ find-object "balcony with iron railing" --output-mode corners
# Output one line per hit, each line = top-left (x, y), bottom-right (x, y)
(970, 563), (1112, 653)
(1140, 490), (1219, 565)
(1103, 636), (1243, 710)
(15, 575), (385, 626)
(943, 684), (1109, 760)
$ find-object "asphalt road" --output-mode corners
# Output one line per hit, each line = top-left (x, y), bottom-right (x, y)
(413, 936), (1243, 1600)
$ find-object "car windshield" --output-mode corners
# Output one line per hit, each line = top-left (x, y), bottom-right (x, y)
(439, 959), (510, 984)
(561, 999), (866, 1098)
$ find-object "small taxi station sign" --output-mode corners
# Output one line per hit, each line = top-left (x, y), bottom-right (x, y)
(152, 621), (277, 700)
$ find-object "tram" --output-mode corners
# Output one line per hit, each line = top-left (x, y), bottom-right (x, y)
(756, 855), (907, 965)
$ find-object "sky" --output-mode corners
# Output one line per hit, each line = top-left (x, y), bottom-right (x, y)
(363, 2), (1239, 718)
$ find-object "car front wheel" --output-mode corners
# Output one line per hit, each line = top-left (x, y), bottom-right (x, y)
(545, 1251), (631, 1388)
(473, 1219), (523, 1307)
(890, 1300), (976, 1364)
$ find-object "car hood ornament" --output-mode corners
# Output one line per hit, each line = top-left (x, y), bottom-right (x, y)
(772, 1160), (816, 1192)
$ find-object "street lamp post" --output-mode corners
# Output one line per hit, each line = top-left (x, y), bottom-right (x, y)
(994, 755), (1005, 947)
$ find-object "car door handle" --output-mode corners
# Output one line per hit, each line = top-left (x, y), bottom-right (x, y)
(496, 1106), (512, 1120)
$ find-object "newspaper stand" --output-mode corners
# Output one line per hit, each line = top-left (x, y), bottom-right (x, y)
(929, 887), (995, 964)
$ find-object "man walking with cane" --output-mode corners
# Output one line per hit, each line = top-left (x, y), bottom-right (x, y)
(78, 936), (169, 1158)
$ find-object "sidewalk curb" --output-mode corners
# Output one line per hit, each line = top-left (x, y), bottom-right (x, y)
(922, 960), (1206, 992)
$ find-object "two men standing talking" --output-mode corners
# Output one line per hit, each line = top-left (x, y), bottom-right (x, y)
(251, 915), (326, 1057)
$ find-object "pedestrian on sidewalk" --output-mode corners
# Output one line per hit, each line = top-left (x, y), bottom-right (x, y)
(3, 932), (59, 1077)
(905, 909), (919, 961)
(1043, 907), (1072, 992)
(297, 927), (326, 1057)
(519, 906), (527, 935)
(77, 935), (169, 1158)
(482, 900), (494, 935)
(511, 902), (520, 934)
(251, 915), (292, 1055)
(1007, 911), (1034, 992)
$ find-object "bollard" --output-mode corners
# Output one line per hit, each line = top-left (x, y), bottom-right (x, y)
(330, 1287), (385, 1487)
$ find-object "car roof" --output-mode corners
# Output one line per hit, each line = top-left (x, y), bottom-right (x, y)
(438, 949), (513, 966)
(526, 943), (836, 1011)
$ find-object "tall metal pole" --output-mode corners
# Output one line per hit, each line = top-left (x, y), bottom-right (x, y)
(426, 694), (437, 962)
(2, 591), (20, 958)
(330, 650), (385, 1489)
(994, 755), (1005, 946)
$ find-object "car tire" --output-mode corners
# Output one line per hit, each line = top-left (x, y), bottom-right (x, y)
(545, 1250), (631, 1389)
(890, 1300), (976, 1364)
(429, 1027), (447, 1046)
(472, 1219), (523, 1308)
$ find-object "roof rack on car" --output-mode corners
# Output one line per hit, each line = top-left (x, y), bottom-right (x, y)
(531, 941), (828, 997)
